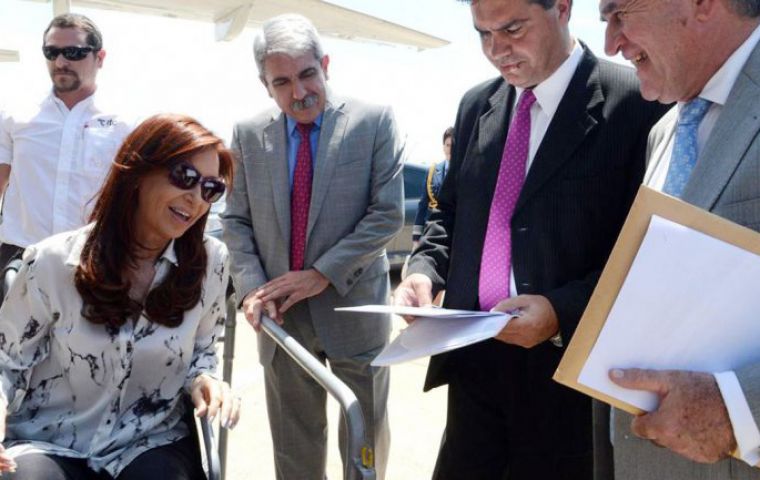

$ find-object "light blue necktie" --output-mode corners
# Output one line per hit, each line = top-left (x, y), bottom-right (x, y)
(662, 97), (712, 197)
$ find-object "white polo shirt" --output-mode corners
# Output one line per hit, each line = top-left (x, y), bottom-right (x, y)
(0, 91), (131, 247)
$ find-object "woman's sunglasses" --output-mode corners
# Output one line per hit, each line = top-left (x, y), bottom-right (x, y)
(42, 45), (97, 61)
(168, 162), (226, 204)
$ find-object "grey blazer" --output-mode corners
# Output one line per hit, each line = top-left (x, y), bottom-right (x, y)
(222, 96), (404, 364)
(611, 41), (760, 480)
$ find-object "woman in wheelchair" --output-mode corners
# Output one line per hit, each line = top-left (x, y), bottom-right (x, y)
(0, 114), (240, 479)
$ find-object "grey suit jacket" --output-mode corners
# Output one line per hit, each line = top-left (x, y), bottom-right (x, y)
(222, 95), (404, 364)
(612, 41), (760, 480)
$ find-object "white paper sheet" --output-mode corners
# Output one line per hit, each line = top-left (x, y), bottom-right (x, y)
(578, 215), (760, 411)
(335, 305), (515, 366)
(336, 304), (503, 318)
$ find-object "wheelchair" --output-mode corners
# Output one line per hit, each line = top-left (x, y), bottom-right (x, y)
(2, 259), (376, 480)
(0, 258), (222, 480)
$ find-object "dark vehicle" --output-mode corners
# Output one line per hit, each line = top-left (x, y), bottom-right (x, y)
(387, 163), (427, 269)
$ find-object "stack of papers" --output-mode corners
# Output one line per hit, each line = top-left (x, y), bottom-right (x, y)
(335, 305), (516, 366)
(577, 215), (760, 412)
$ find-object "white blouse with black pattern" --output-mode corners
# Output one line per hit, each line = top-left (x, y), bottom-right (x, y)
(0, 225), (229, 476)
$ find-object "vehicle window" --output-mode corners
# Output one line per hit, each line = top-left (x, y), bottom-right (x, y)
(403, 165), (427, 199)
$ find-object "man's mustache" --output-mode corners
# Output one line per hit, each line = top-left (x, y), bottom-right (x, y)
(292, 94), (319, 111)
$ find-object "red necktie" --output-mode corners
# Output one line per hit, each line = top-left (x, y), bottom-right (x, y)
(478, 89), (536, 311)
(290, 123), (313, 271)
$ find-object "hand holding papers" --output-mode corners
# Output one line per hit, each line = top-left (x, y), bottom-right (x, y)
(555, 187), (760, 415)
(578, 215), (760, 411)
(335, 305), (517, 366)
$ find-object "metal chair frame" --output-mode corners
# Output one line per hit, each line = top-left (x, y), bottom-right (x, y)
(259, 315), (377, 480)
(218, 290), (375, 480)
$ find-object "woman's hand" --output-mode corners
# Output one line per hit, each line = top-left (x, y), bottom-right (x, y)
(190, 375), (241, 429)
(0, 400), (17, 473)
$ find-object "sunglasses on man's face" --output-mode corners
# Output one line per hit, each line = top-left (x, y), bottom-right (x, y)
(168, 162), (226, 204)
(42, 45), (96, 61)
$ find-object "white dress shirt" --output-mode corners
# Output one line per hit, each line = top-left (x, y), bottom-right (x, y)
(0, 225), (229, 476)
(507, 40), (584, 297)
(0, 92), (132, 247)
(646, 24), (760, 466)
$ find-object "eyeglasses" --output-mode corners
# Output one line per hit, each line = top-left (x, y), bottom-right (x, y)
(42, 45), (97, 61)
(168, 162), (226, 204)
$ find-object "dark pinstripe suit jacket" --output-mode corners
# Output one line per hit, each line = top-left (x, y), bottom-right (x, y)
(407, 45), (669, 460)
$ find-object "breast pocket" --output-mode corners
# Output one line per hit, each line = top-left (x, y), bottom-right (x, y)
(82, 127), (122, 182)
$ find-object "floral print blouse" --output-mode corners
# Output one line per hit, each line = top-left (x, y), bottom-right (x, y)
(0, 225), (229, 476)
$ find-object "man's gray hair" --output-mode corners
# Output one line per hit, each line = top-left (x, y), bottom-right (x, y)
(253, 14), (325, 78)
(728, 0), (760, 17)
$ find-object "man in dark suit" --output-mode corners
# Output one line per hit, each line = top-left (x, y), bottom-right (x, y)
(393, 0), (668, 478)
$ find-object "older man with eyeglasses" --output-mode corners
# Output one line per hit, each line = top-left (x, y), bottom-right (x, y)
(0, 13), (131, 271)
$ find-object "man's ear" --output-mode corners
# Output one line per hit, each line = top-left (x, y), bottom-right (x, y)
(556, 0), (572, 22)
(96, 48), (106, 68)
(320, 54), (330, 80)
(694, 0), (719, 22)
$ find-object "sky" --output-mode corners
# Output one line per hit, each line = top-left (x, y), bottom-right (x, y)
(0, 0), (620, 165)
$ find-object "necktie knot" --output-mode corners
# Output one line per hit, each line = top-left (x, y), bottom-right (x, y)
(296, 122), (313, 138)
(678, 97), (711, 126)
(516, 89), (537, 115)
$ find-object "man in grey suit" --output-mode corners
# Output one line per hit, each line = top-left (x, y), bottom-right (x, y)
(221, 14), (403, 480)
(599, 0), (760, 478)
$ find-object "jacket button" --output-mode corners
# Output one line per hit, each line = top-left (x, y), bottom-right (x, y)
(516, 227), (528, 233)
(347, 278), (354, 286)
(354, 268), (363, 277)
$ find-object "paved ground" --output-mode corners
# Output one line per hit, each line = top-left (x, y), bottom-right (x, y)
(218, 280), (447, 480)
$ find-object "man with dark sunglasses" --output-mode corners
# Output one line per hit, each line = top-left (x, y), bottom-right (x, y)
(0, 13), (131, 270)
(222, 13), (403, 480)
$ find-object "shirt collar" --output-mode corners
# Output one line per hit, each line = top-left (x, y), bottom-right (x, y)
(697, 23), (760, 107)
(515, 39), (583, 119)
(65, 225), (179, 267)
(158, 239), (178, 266)
(46, 90), (97, 114)
(286, 112), (324, 136)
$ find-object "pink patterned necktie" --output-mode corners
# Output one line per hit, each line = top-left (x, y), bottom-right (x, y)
(478, 89), (536, 311)
(290, 123), (313, 271)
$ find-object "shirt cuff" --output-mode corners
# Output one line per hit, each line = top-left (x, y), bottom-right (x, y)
(714, 371), (760, 465)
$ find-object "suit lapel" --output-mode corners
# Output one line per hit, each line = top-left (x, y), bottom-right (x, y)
(478, 81), (513, 171)
(263, 114), (291, 243)
(307, 99), (347, 241)
(515, 47), (602, 214)
(682, 43), (760, 210)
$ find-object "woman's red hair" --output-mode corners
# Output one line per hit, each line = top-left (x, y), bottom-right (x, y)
(75, 113), (233, 328)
